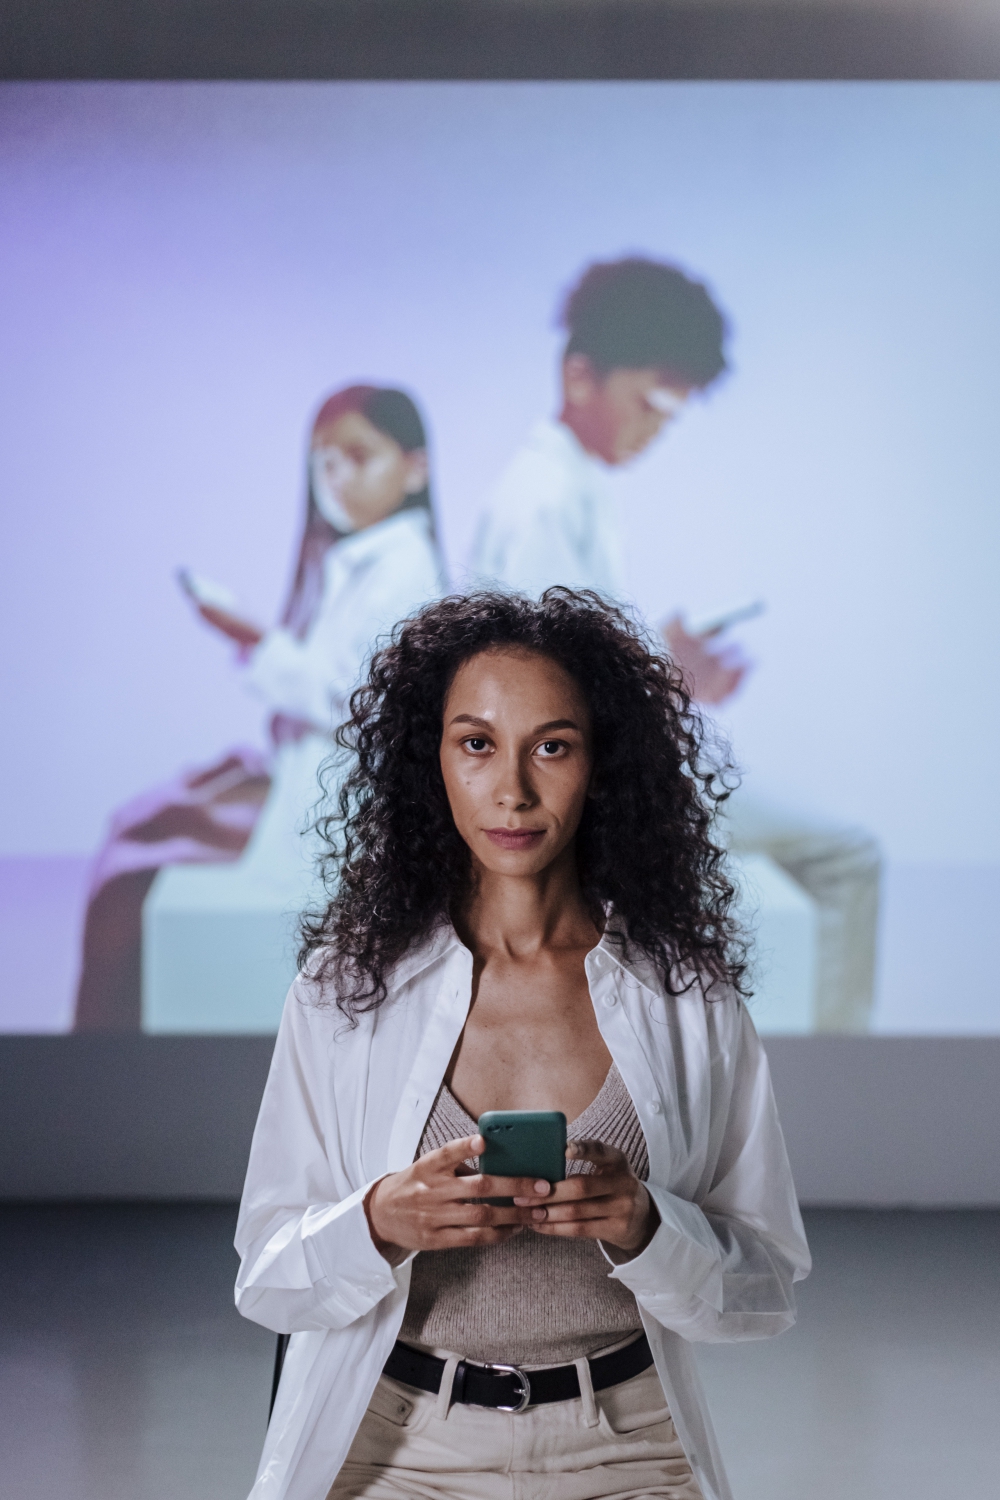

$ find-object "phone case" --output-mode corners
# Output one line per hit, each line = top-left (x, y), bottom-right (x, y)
(477, 1110), (567, 1183)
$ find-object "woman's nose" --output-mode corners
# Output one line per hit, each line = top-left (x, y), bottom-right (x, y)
(493, 752), (534, 808)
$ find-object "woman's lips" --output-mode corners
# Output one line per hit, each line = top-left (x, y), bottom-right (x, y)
(484, 827), (546, 851)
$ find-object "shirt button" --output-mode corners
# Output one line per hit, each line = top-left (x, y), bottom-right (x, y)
(649, 1100), (662, 1114)
(604, 993), (617, 1008)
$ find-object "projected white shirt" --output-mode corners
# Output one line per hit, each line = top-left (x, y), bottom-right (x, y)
(471, 417), (626, 599)
(245, 507), (443, 732)
(235, 922), (809, 1500)
(236, 507), (443, 890)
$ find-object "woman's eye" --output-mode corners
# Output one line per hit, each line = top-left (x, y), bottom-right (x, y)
(464, 738), (489, 753)
(537, 740), (565, 757)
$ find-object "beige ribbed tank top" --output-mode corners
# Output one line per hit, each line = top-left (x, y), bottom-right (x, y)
(399, 1064), (649, 1366)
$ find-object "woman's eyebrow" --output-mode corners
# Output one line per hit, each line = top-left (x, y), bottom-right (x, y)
(448, 714), (581, 733)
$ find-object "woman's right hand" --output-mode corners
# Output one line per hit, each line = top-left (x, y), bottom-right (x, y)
(364, 1135), (534, 1264)
(196, 602), (264, 649)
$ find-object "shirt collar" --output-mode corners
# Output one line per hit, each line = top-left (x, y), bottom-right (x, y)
(329, 507), (431, 570)
(386, 911), (678, 1005)
(386, 921), (470, 994)
(529, 416), (609, 480)
(593, 912), (683, 1000)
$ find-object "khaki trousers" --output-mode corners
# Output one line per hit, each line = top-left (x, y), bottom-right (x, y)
(327, 1361), (704, 1500)
(725, 791), (881, 1032)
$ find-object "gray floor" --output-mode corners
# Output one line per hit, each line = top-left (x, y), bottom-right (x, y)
(696, 1211), (1000, 1499)
(1, 1206), (997, 1500)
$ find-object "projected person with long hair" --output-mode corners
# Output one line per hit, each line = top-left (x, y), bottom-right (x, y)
(235, 589), (809, 1500)
(201, 385), (445, 890)
(74, 385), (444, 1029)
(472, 257), (880, 1032)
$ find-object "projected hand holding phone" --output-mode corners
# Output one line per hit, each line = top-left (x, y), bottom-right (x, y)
(662, 599), (764, 706)
(177, 568), (264, 649)
(364, 1110), (658, 1266)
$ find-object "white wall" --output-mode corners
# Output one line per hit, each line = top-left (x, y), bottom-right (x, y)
(2, 1036), (997, 1205)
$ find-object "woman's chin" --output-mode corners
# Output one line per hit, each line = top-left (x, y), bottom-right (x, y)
(472, 835), (574, 878)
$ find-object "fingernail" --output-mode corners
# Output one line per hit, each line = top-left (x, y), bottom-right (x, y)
(531, 1208), (546, 1220)
(534, 1180), (549, 1195)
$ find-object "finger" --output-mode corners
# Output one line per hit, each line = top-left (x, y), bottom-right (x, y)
(512, 1178), (591, 1205)
(428, 1225), (525, 1250)
(530, 1217), (618, 1240)
(515, 1171), (627, 1206)
(527, 1196), (627, 1224)
(566, 1139), (627, 1168)
(461, 1173), (554, 1200)
(436, 1201), (533, 1229)
(429, 1135), (485, 1172)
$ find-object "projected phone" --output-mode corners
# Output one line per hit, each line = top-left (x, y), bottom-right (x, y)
(688, 599), (765, 639)
(177, 567), (264, 648)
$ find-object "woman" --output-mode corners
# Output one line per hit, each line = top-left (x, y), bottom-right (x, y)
(235, 589), (810, 1500)
(232, 384), (445, 892)
(74, 384), (443, 1027)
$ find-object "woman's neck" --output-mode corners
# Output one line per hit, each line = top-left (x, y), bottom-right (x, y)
(455, 846), (601, 961)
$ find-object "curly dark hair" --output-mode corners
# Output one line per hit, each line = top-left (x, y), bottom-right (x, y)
(300, 589), (747, 1017)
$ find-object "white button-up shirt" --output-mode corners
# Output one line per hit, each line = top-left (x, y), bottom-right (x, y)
(246, 508), (444, 732)
(471, 418), (626, 600)
(235, 924), (810, 1500)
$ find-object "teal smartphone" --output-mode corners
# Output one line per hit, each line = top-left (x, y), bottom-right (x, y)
(478, 1110), (567, 1185)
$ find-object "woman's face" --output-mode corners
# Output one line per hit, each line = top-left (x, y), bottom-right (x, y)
(440, 647), (594, 878)
(311, 411), (428, 532)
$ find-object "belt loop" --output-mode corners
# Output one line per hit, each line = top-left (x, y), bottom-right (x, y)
(434, 1355), (460, 1421)
(574, 1357), (599, 1428)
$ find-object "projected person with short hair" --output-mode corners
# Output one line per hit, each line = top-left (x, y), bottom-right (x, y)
(472, 257), (880, 1031)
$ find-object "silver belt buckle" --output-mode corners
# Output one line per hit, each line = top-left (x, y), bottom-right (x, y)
(484, 1362), (532, 1413)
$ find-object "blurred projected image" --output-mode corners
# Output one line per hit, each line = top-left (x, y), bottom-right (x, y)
(1, 82), (997, 1035)
(472, 258), (879, 1034)
(76, 387), (444, 1032)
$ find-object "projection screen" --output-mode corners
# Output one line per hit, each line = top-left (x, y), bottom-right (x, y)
(1, 81), (997, 1037)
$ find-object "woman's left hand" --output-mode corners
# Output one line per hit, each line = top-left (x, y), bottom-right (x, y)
(513, 1140), (660, 1260)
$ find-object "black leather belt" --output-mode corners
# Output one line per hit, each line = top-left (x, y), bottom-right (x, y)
(383, 1333), (653, 1414)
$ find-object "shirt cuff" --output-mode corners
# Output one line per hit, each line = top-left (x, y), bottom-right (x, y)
(607, 1183), (723, 1314)
(245, 627), (297, 691)
(244, 628), (329, 725)
(300, 1182), (404, 1323)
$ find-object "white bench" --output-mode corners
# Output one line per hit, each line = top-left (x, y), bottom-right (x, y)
(142, 863), (306, 1034)
(730, 852), (819, 1034)
(142, 851), (819, 1035)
